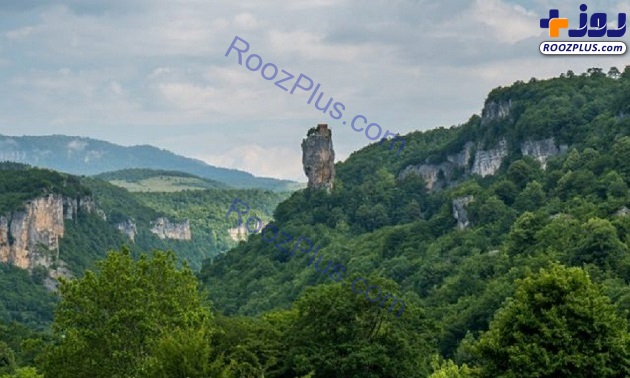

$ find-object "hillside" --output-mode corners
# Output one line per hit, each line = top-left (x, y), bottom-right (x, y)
(2, 68), (630, 377)
(198, 68), (630, 372)
(94, 168), (229, 192)
(0, 164), (288, 327)
(0, 134), (300, 192)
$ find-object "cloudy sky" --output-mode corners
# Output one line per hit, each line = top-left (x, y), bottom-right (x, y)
(1, 0), (629, 182)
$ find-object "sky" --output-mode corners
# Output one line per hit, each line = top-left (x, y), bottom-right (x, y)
(1, 0), (629, 182)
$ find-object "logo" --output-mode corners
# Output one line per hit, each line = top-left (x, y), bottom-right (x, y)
(540, 4), (626, 38)
(539, 4), (626, 55)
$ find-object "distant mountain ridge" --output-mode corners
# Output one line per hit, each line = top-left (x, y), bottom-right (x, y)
(0, 134), (301, 192)
(94, 168), (229, 192)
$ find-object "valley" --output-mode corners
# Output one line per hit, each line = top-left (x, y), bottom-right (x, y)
(1, 68), (629, 377)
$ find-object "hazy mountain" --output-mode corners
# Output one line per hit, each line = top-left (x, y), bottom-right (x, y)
(0, 134), (301, 192)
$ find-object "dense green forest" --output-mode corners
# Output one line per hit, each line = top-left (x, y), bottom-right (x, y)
(197, 67), (630, 376)
(1, 67), (630, 377)
(73, 176), (288, 271)
(0, 163), (89, 214)
(0, 166), (287, 330)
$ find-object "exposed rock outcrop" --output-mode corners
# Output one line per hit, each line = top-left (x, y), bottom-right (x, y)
(400, 137), (569, 190)
(452, 195), (474, 230)
(0, 193), (104, 273)
(228, 225), (248, 241)
(399, 164), (446, 191)
(150, 218), (192, 240)
(616, 207), (630, 217)
(0, 194), (65, 270)
(302, 123), (335, 192)
(481, 100), (511, 125)
(399, 142), (473, 191)
(447, 142), (474, 167)
(520, 138), (567, 169)
(399, 139), (509, 189)
(471, 139), (508, 177)
(63, 196), (104, 220)
(116, 219), (138, 242)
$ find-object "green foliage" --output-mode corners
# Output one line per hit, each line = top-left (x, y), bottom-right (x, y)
(0, 367), (43, 378)
(281, 278), (435, 378)
(0, 342), (16, 375)
(429, 356), (475, 378)
(0, 264), (55, 328)
(94, 168), (229, 192)
(473, 264), (630, 377)
(143, 325), (229, 378)
(0, 163), (89, 214)
(200, 68), (630, 374)
(572, 218), (627, 270)
(6, 67), (630, 377)
(208, 278), (434, 378)
(41, 248), (212, 378)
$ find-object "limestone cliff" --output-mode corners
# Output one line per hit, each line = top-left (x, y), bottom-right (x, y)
(616, 207), (630, 217)
(471, 139), (509, 177)
(150, 217), (192, 240)
(302, 123), (335, 192)
(63, 196), (106, 221)
(399, 163), (451, 191)
(0, 194), (65, 270)
(0, 193), (102, 272)
(399, 142), (473, 190)
(481, 100), (511, 125)
(399, 139), (509, 189)
(116, 219), (138, 242)
(452, 196), (474, 230)
(228, 225), (248, 242)
(520, 138), (567, 168)
(400, 137), (566, 190)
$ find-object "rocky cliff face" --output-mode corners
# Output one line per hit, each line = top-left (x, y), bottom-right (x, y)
(481, 100), (511, 125)
(0, 195), (65, 270)
(0, 194), (101, 271)
(520, 138), (567, 168)
(399, 139), (509, 189)
(616, 207), (630, 217)
(63, 196), (106, 221)
(302, 124), (335, 192)
(116, 219), (138, 242)
(452, 196), (474, 230)
(398, 143), (472, 191)
(399, 163), (449, 191)
(471, 139), (509, 177)
(400, 137), (566, 190)
(228, 225), (248, 241)
(150, 218), (192, 240)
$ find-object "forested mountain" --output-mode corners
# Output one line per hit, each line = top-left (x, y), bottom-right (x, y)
(0, 134), (300, 191)
(0, 163), (287, 329)
(2, 68), (630, 377)
(196, 67), (630, 376)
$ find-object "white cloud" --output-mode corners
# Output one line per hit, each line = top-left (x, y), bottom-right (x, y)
(109, 81), (123, 96)
(469, 0), (541, 43)
(197, 144), (304, 181)
(2, 0), (629, 181)
(5, 26), (35, 40)
(233, 13), (260, 30)
(67, 139), (88, 151)
(267, 30), (386, 62)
